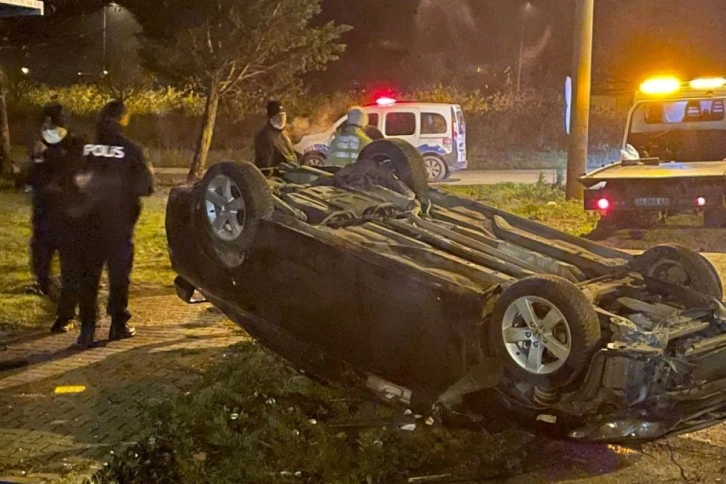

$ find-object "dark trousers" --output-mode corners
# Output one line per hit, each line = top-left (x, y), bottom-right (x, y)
(57, 219), (134, 329)
(30, 205), (59, 291)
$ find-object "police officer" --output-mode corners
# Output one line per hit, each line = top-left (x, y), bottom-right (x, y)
(327, 107), (372, 168)
(72, 100), (154, 348)
(254, 100), (297, 169)
(26, 104), (71, 298)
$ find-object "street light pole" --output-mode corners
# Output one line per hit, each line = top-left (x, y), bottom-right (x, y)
(566, 0), (594, 200)
(102, 4), (107, 70)
(517, 24), (525, 92)
(516, 2), (533, 92)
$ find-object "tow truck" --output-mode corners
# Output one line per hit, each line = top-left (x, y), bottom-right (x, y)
(580, 76), (726, 228)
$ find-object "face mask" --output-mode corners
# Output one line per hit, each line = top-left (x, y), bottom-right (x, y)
(270, 113), (287, 130)
(42, 127), (68, 145)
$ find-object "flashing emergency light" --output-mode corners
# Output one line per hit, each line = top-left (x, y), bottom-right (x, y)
(640, 77), (681, 96)
(597, 198), (610, 211)
(689, 77), (726, 90)
(376, 97), (396, 106)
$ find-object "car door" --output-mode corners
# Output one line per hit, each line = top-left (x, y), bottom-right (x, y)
(419, 110), (451, 154)
(383, 108), (420, 146)
(453, 105), (467, 163)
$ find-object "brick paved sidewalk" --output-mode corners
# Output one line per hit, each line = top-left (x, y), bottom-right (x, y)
(0, 292), (249, 483)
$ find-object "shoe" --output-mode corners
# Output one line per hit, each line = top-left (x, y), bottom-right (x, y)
(50, 319), (74, 334)
(76, 325), (99, 349)
(108, 323), (136, 341)
(75, 338), (101, 349)
(109, 311), (136, 341)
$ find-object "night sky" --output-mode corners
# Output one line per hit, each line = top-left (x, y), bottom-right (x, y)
(5, 0), (725, 91)
(317, 0), (725, 91)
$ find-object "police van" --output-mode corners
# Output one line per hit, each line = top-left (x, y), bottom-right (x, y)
(294, 99), (468, 181)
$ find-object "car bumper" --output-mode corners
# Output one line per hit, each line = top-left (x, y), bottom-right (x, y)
(444, 157), (468, 172)
(584, 186), (725, 213)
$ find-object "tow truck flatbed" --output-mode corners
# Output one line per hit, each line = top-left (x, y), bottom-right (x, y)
(581, 161), (726, 187)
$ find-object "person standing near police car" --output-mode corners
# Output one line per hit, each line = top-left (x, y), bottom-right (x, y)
(71, 100), (154, 348)
(327, 106), (372, 168)
(254, 100), (297, 170)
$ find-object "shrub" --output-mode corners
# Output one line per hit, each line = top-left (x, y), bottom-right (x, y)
(20, 84), (203, 116)
(8, 84), (626, 169)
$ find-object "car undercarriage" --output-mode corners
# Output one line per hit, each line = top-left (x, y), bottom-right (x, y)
(166, 139), (726, 443)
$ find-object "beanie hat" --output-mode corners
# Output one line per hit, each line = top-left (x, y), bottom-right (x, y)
(42, 103), (66, 128)
(266, 100), (285, 118)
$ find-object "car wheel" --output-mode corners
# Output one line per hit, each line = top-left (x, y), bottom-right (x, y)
(194, 162), (274, 268)
(358, 139), (429, 200)
(423, 154), (448, 182)
(300, 152), (326, 168)
(633, 244), (723, 299)
(488, 275), (601, 389)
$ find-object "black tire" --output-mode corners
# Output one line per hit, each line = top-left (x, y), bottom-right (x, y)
(194, 162), (274, 268)
(300, 151), (327, 168)
(632, 244), (723, 299)
(704, 209), (726, 228)
(358, 139), (429, 200)
(422, 154), (449, 182)
(488, 275), (601, 389)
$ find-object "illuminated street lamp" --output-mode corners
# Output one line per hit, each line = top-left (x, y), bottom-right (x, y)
(20, 67), (30, 75)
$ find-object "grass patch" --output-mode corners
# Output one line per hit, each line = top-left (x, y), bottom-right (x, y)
(0, 190), (174, 330)
(442, 179), (599, 236)
(91, 343), (534, 484)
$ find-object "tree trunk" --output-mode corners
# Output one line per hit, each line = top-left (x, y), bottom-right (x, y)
(0, 65), (13, 178)
(188, 81), (220, 182)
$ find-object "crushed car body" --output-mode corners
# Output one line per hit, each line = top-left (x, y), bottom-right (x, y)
(166, 139), (726, 443)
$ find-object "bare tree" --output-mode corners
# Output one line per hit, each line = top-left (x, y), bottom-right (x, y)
(122, 0), (350, 181)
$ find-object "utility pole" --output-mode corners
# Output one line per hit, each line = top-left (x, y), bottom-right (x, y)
(102, 4), (107, 70)
(566, 0), (594, 200)
(517, 25), (525, 92)
(516, 2), (534, 93)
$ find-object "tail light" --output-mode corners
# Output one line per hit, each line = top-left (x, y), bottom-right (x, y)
(597, 198), (610, 211)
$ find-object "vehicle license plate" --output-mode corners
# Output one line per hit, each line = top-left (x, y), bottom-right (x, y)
(634, 197), (670, 207)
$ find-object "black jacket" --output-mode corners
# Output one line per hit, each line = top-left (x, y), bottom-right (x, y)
(254, 123), (298, 169)
(28, 134), (86, 211)
(81, 121), (154, 226)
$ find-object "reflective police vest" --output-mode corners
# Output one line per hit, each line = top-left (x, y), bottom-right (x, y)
(327, 126), (371, 168)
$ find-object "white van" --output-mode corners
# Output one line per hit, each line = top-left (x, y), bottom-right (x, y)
(294, 99), (468, 181)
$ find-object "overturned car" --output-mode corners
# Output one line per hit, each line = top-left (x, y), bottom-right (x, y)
(166, 140), (726, 442)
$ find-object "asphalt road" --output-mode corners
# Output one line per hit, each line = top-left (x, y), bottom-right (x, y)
(155, 167), (561, 186)
(434, 169), (560, 185)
